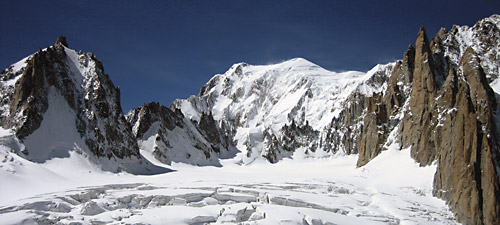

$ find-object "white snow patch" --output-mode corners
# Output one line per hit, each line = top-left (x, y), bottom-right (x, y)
(0, 142), (457, 224)
(23, 87), (87, 162)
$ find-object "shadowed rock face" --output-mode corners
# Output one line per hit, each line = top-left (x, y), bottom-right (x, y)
(431, 48), (499, 225)
(126, 16), (500, 223)
(55, 35), (68, 47)
(355, 43), (415, 167)
(357, 93), (388, 166)
(2, 16), (498, 225)
(126, 102), (185, 139)
(126, 102), (235, 166)
(357, 23), (500, 225)
(0, 39), (140, 161)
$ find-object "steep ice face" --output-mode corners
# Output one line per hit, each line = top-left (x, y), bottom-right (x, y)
(179, 58), (379, 130)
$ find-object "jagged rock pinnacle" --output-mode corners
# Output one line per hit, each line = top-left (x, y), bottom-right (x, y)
(416, 27), (431, 54)
(55, 35), (68, 47)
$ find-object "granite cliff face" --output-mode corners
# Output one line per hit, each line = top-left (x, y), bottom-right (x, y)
(1, 15), (499, 225)
(0, 36), (157, 173)
(355, 17), (500, 224)
(127, 57), (390, 165)
(127, 15), (500, 224)
(125, 102), (235, 166)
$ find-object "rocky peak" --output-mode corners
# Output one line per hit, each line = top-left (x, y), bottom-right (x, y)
(127, 102), (184, 139)
(460, 47), (497, 121)
(0, 38), (155, 173)
(55, 35), (68, 47)
(126, 101), (235, 166)
(8, 43), (68, 139)
(415, 27), (431, 56)
(414, 26), (439, 94)
(436, 14), (500, 82)
(399, 26), (440, 166)
(403, 43), (415, 68)
(356, 16), (500, 224)
(429, 45), (500, 224)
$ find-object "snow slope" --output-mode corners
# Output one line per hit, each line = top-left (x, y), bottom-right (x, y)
(22, 87), (86, 162)
(8, 14), (500, 224)
(0, 133), (458, 224)
(0, 41), (168, 175)
(169, 58), (393, 164)
(177, 58), (385, 130)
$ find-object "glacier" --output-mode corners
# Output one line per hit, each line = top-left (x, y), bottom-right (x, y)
(2, 14), (500, 225)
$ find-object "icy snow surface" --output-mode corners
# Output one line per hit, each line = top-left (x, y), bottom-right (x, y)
(174, 58), (393, 164)
(178, 58), (381, 131)
(0, 55), (458, 224)
(0, 135), (457, 224)
(22, 87), (87, 162)
(8, 23), (497, 224)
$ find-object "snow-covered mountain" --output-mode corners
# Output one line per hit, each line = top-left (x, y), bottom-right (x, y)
(0, 36), (164, 174)
(0, 14), (500, 225)
(126, 101), (236, 166)
(127, 58), (392, 166)
(127, 15), (500, 224)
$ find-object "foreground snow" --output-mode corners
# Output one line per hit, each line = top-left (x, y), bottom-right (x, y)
(0, 137), (457, 225)
(0, 46), (458, 225)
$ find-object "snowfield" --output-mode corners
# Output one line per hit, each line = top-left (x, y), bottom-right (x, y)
(0, 129), (458, 225)
(0, 47), (461, 225)
(11, 17), (500, 223)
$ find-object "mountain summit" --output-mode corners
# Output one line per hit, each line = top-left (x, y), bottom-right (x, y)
(0, 14), (499, 225)
(127, 15), (500, 224)
(0, 37), (165, 174)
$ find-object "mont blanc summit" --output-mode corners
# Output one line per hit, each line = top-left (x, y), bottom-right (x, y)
(1, 15), (500, 225)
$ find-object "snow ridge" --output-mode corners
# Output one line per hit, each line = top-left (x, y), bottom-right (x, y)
(2, 15), (500, 225)
(166, 57), (394, 164)
(437, 14), (500, 83)
(0, 39), (166, 174)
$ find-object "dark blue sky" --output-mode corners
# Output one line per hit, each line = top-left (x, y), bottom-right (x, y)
(1, 0), (499, 111)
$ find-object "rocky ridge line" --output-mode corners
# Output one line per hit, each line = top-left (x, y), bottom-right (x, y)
(1, 15), (499, 225)
(0, 36), (159, 173)
(357, 23), (500, 224)
(128, 15), (500, 224)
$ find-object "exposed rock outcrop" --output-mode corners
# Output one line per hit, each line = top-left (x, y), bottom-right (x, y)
(431, 48), (500, 225)
(126, 15), (500, 224)
(262, 120), (319, 163)
(126, 102), (236, 166)
(2, 15), (497, 225)
(357, 19), (500, 225)
(401, 27), (442, 166)
(55, 35), (68, 47)
(357, 93), (388, 166)
(0, 37), (155, 173)
(126, 102), (184, 139)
